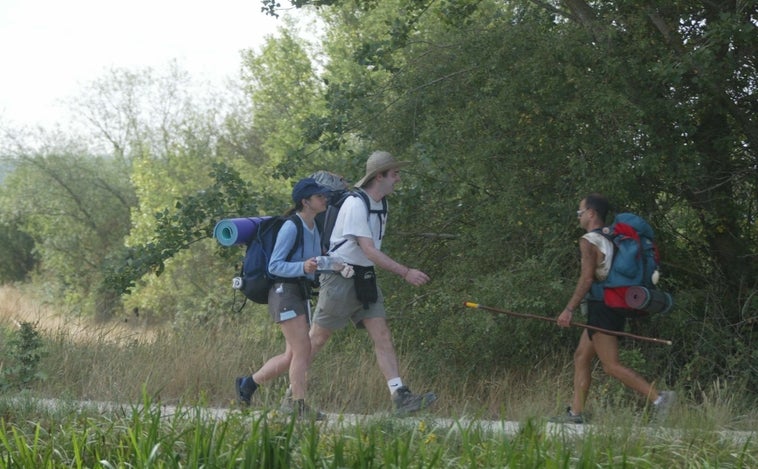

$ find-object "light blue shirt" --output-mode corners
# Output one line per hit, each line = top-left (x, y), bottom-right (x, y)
(268, 215), (322, 281)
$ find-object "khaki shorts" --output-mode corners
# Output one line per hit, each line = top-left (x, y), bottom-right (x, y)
(313, 273), (385, 329)
(268, 282), (308, 323)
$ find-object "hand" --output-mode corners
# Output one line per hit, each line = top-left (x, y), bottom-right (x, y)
(404, 268), (430, 287)
(340, 264), (355, 278)
(557, 308), (573, 328)
(303, 258), (318, 275)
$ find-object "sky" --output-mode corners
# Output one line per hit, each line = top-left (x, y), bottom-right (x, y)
(0, 0), (298, 128)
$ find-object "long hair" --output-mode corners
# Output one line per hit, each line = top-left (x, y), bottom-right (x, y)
(284, 201), (303, 217)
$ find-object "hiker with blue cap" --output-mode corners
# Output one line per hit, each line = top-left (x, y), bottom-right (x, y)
(235, 177), (331, 420)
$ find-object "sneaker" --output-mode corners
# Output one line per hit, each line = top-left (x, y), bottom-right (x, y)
(280, 398), (326, 421)
(392, 386), (437, 415)
(235, 376), (258, 406)
(653, 390), (676, 422)
(549, 407), (585, 424)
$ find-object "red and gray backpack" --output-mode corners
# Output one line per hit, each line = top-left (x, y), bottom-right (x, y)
(594, 213), (673, 315)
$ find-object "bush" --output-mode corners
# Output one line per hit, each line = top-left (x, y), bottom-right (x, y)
(0, 321), (46, 390)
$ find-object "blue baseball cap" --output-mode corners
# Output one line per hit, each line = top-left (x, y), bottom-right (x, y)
(292, 177), (331, 203)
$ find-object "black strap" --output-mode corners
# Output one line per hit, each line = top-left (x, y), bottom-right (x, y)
(329, 190), (387, 253)
(285, 214), (304, 261)
(271, 214), (306, 283)
(354, 189), (387, 240)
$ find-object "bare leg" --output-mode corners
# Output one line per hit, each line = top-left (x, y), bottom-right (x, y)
(592, 332), (658, 401)
(572, 330), (596, 414)
(277, 314), (311, 400)
(362, 317), (400, 381)
(252, 315), (311, 393)
(252, 343), (292, 384)
(308, 322), (333, 363)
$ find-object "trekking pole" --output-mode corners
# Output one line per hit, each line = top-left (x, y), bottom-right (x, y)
(464, 302), (672, 346)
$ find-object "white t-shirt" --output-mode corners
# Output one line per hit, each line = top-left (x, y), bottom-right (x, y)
(582, 231), (614, 281)
(329, 193), (387, 267)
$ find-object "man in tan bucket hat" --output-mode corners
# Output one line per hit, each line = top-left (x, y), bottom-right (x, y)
(309, 150), (437, 414)
(352, 150), (409, 188)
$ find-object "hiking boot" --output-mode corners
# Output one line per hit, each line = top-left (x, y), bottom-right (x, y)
(280, 398), (326, 421)
(652, 390), (676, 422)
(235, 376), (258, 406)
(549, 407), (585, 424)
(392, 386), (437, 415)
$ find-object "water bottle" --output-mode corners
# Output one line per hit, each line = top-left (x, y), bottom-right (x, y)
(231, 277), (243, 290)
(316, 255), (345, 271)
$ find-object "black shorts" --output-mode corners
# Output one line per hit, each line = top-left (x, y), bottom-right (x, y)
(586, 300), (627, 339)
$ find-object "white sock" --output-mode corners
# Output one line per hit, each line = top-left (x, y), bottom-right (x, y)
(387, 377), (403, 394)
(653, 394), (663, 405)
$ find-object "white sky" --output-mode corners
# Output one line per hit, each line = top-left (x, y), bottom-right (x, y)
(0, 0), (296, 128)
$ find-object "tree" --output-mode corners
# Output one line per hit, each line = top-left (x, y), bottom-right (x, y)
(251, 0), (756, 388)
(0, 144), (135, 315)
(553, 0), (757, 307)
(0, 222), (35, 283)
(239, 26), (338, 178)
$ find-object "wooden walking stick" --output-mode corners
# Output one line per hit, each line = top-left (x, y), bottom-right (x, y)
(464, 302), (672, 346)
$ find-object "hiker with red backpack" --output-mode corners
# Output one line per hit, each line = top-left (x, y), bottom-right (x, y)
(234, 177), (332, 420)
(551, 193), (675, 424)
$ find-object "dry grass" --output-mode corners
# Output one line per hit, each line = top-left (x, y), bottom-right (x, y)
(2, 284), (757, 432)
(0, 285), (160, 345)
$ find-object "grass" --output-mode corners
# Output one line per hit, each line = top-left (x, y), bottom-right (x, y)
(0, 395), (755, 467)
(0, 285), (756, 467)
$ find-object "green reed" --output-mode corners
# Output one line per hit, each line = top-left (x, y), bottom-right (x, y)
(0, 394), (755, 468)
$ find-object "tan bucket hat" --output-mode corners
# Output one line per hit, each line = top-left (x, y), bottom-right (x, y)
(354, 151), (409, 188)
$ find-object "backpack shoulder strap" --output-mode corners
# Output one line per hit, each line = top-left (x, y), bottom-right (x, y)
(354, 189), (387, 240)
(327, 190), (386, 253)
(285, 214), (304, 261)
(354, 189), (387, 215)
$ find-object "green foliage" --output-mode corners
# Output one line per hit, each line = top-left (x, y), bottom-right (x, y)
(292, 0), (755, 389)
(103, 162), (260, 295)
(0, 0), (755, 398)
(0, 150), (135, 314)
(240, 29), (332, 178)
(0, 222), (35, 283)
(0, 321), (45, 390)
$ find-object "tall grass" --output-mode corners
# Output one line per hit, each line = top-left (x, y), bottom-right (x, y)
(1, 285), (756, 466)
(0, 394), (755, 467)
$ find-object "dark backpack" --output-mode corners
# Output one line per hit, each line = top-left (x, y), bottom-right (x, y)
(598, 213), (673, 315)
(238, 215), (303, 304)
(314, 188), (348, 252)
(318, 189), (387, 254)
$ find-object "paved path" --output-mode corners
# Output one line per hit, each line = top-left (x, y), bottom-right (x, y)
(18, 398), (754, 446)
